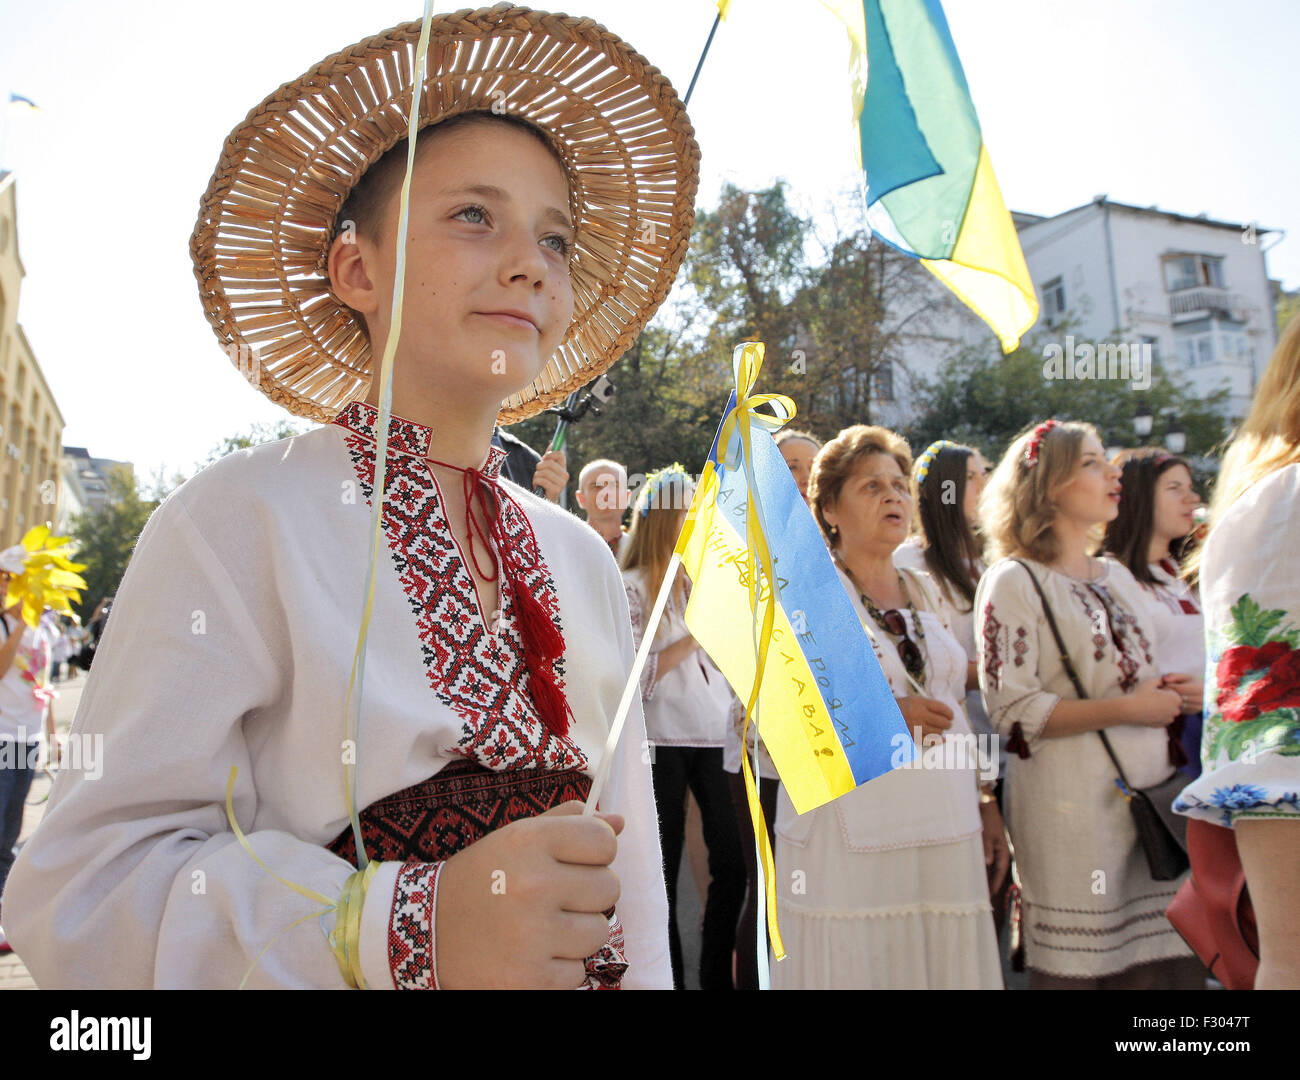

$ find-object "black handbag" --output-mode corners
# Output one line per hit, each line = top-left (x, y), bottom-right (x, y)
(1012, 559), (1189, 882)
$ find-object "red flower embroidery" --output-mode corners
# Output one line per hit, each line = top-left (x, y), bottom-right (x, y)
(1216, 641), (1300, 722)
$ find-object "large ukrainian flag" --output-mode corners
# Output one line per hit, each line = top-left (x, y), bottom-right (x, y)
(675, 344), (912, 817)
(826, 0), (1038, 351)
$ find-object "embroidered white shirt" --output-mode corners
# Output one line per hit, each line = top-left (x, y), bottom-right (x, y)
(4, 402), (670, 989)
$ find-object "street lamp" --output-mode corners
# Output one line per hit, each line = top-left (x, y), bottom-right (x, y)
(1133, 402), (1154, 443)
(1164, 419), (1186, 455)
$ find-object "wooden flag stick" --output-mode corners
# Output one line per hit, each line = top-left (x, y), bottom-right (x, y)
(584, 552), (684, 813)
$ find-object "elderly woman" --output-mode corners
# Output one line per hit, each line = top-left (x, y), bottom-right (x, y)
(772, 425), (1005, 990)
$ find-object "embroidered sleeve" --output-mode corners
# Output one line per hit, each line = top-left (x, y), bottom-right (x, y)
(387, 860), (444, 990)
(623, 578), (660, 703)
(1175, 465), (1300, 826)
(975, 562), (1061, 750)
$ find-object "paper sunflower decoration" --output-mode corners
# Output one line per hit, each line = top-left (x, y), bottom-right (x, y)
(0, 525), (88, 628)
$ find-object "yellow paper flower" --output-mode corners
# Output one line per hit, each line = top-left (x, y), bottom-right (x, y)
(2, 525), (89, 628)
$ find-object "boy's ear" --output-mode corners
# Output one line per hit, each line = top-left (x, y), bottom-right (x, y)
(328, 233), (381, 319)
(575, 489), (588, 510)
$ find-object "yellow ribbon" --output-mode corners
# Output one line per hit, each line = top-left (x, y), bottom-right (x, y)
(225, 767), (378, 989)
(710, 341), (796, 961)
(218, 0), (440, 992)
(342, 0), (439, 869)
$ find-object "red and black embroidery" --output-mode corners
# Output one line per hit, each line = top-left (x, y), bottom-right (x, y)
(390, 861), (440, 990)
(330, 757), (627, 990)
(330, 401), (584, 773)
(1078, 582), (1148, 694)
(1013, 625), (1029, 667)
(981, 601), (1003, 690)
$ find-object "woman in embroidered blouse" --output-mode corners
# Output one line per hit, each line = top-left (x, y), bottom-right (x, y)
(974, 420), (1201, 989)
(621, 466), (743, 990)
(894, 444), (997, 763)
(1102, 448), (1205, 777)
(1175, 316), (1300, 989)
(772, 425), (1004, 990)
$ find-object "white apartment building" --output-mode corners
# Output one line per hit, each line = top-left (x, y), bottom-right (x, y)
(1015, 197), (1279, 420)
(860, 197), (1281, 429)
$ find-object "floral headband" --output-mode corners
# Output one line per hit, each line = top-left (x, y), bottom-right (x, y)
(1023, 419), (1059, 468)
(914, 440), (958, 483)
(636, 463), (693, 517)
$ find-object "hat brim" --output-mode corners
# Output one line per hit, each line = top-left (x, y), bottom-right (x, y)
(191, 4), (700, 425)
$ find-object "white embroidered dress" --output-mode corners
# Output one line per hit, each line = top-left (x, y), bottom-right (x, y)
(772, 565), (1001, 990)
(975, 556), (1193, 977)
(1175, 464), (1300, 824)
(4, 402), (671, 989)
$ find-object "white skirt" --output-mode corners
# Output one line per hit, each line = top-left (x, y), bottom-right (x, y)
(772, 822), (1003, 990)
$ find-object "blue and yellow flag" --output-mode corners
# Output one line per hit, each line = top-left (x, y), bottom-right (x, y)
(676, 343), (912, 816)
(676, 343), (914, 957)
(824, 0), (1038, 351)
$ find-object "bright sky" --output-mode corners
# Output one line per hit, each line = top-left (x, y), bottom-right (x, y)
(2, 0), (1296, 481)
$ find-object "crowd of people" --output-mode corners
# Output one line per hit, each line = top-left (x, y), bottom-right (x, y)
(553, 315), (1300, 991)
(1, 10), (1294, 990)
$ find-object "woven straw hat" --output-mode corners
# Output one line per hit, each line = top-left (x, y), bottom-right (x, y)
(191, 4), (699, 424)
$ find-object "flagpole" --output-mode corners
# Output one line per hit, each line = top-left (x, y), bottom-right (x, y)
(584, 552), (683, 813)
(683, 12), (722, 107)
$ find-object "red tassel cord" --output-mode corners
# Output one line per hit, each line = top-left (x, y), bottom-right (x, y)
(1006, 721), (1032, 759)
(434, 457), (574, 740)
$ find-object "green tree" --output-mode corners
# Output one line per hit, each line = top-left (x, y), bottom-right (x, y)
(68, 465), (159, 620)
(563, 321), (727, 490)
(198, 419), (308, 470)
(67, 421), (312, 618)
(906, 329), (1231, 467)
(1277, 287), (1299, 338)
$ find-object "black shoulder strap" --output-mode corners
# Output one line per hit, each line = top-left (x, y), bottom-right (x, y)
(1010, 558), (1130, 785)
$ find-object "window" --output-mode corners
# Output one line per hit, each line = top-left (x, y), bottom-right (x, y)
(1141, 336), (1162, 369)
(1164, 253), (1226, 292)
(872, 362), (895, 402)
(1219, 330), (1249, 365)
(1177, 333), (1217, 368)
(1040, 276), (1066, 322)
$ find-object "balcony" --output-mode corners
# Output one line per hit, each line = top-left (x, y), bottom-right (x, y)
(1169, 287), (1239, 321)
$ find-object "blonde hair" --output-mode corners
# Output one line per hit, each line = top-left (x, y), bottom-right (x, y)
(980, 420), (1101, 563)
(808, 424), (912, 543)
(1190, 314), (1300, 578)
(620, 466), (693, 606)
(775, 428), (822, 451)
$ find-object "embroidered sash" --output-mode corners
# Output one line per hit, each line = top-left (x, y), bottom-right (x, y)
(327, 757), (627, 989)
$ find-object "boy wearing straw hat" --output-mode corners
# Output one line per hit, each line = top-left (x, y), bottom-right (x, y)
(5, 5), (698, 989)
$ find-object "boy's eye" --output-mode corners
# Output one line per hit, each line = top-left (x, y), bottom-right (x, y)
(454, 205), (488, 225)
(542, 234), (571, 256)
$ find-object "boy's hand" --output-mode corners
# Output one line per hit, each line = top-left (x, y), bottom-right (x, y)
(532, 451), (569, 503)
(434, 801), (623, 989)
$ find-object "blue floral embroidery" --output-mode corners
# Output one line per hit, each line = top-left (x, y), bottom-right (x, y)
(1177, 787), (1300, 825)
(1208, 784), (1269, 810)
